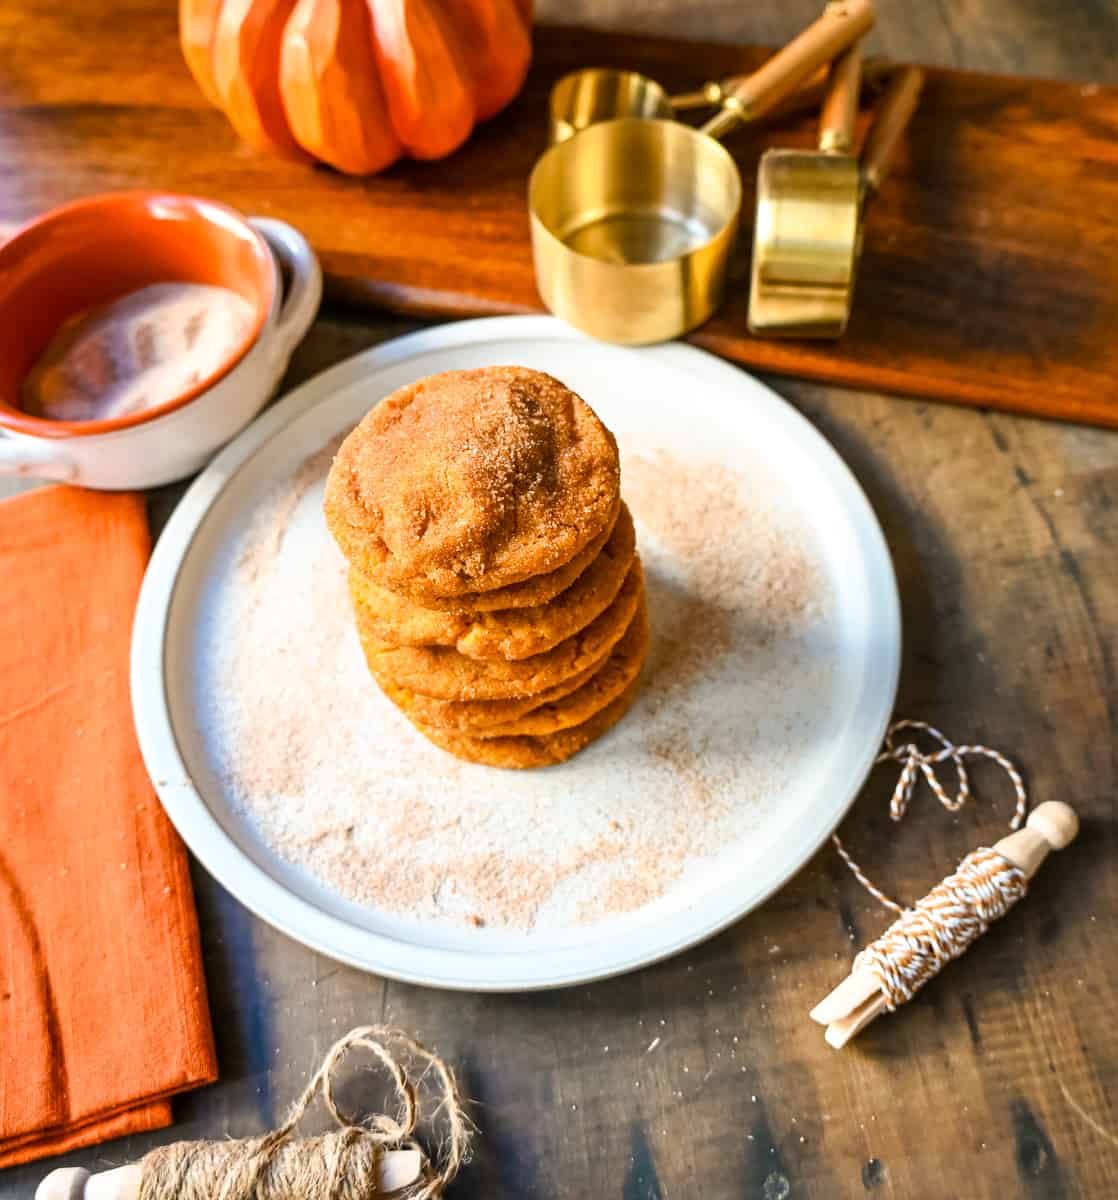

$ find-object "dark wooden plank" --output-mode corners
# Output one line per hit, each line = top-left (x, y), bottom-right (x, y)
(6, 307), (1117, 1199)
(1, 8), (1117, 424)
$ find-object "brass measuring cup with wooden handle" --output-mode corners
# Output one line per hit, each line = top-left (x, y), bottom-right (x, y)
(547, 56), (894, 145)
(749, 62), (925, 337)
(529, 0), (876, 345)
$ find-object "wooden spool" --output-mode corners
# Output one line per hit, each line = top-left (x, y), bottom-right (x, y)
(37, 1149), (424, 1200)
(810, 801), (1079, 1047)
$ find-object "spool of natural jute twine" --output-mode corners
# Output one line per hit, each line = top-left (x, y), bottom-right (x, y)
(37, 1026), (472, 1200)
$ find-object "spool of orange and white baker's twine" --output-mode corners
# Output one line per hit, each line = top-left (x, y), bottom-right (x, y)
(811, 720), (1079, 1048)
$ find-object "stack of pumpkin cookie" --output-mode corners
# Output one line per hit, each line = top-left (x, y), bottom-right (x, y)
(324, 366), (647, 768)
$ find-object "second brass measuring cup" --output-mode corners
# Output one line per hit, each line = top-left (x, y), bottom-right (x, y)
(529, 0), (876, 345)
(748, 40), (866, 336)
(748, 63), (925, 337)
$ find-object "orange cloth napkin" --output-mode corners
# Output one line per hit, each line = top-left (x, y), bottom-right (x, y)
(0, 485), (217, 1168)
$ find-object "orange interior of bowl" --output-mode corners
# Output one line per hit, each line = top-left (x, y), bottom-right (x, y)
(0, 192), (274, 438)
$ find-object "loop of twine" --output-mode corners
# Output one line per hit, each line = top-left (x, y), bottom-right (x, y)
(833, 720), (1031, 1009)
(139, 1026), (471, 1200)
(833, 719), (1028, 914)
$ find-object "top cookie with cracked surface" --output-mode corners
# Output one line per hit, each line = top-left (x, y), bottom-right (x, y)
(324, 367), (620, 599)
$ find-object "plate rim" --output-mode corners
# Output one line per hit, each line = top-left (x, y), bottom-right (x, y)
(131, 315), (901, 991)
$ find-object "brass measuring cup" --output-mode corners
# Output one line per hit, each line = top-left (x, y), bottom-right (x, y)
(529, 0), (876, 345)
(548, 69), (677, 144)
(748, 62), (925, 337)
(547, 56), (894, 145)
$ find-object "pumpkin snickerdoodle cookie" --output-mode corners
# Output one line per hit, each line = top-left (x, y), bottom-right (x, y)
(377, 596), (647, 737)
(413, 673), (644, 769)
(372, 651), (609, 735)
(349, 502), (636, 660)
(324, 366), (620, 600)
(472, 597), (648, 739)
(397, 510), (616, 613)
(354, 558), (643, 702)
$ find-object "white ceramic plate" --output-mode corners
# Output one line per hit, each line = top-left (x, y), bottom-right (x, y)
(131, 316), (900, 991)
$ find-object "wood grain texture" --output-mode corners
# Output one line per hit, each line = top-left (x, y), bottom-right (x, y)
(3, 309), (1117, 1199)
(1, 2), (1116, 1199)
(1, 5), (1117, 424)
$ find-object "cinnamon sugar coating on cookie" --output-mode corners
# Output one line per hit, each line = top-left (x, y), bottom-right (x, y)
(324, 367), (620, 598)
(472, 597), (648, 738)
(414, 673), (644, 769)
(354, 558), (643, 702)
(389, 504), (618, 612)
(372, 651), (609, 734)
(348, 502), (636, 661)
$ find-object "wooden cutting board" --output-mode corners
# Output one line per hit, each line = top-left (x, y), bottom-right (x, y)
(2, 8), (1117, 425)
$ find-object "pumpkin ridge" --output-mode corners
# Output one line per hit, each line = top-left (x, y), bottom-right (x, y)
(280, 0), (402, 173)
(433, 0), (531, 123)
(366, 0), (475, 160)
(212, 0), (308, 158)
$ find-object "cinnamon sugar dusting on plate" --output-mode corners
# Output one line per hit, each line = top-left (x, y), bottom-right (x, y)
(195, 432), (836, 932)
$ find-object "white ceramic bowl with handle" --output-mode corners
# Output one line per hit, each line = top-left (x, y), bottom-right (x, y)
(0, 193), (322, 489)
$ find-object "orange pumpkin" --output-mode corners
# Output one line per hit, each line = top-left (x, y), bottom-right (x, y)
(180, 0), (533, 175)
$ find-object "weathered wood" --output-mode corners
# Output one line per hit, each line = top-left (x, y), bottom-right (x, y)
(2, 3), (1117, 1199)
(0, 6), (1117, 425)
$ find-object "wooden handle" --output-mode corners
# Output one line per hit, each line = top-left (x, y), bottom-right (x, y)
(673, 53), (891, 121)
(701, 0), (876, 138)
(993, 801), (1079, 878)
(769, 53), (892, 120)
(860, 65), (924, 196)
(819, 41), (864, 152)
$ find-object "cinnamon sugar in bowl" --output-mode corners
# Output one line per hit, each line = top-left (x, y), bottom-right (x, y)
(0, 192), (321, 488)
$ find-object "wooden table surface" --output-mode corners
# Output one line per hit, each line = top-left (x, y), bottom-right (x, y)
(3, 2), (1117, 1198)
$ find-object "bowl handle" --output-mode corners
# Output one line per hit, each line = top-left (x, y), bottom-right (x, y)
(0, 433), (78, 482)
(249, 218), (323, 362)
